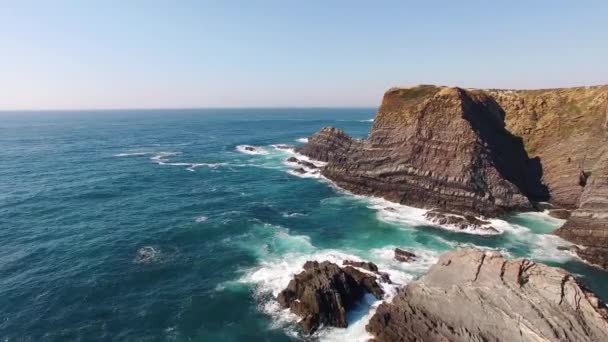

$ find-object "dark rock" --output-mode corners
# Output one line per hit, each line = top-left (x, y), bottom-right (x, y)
(367, 248), (608, 342)
(298, 160), (318, 169)
(286, 156), (299, 163)
(342, 259), (379, 272)
(292, 168), (306, 174)
(424, 210), (499, 233)
(274, 144), (293, 150)
(244, 146), (256, 152)
(342, 260), (392, 284)
(277, 260), (384, 335)
(394, 248), (417, 262)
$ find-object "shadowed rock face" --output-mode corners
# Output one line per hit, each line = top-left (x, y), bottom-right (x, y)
(366, 248), (608, 342)
(298, 86), (547, 217)
(298, 85), (608, 269)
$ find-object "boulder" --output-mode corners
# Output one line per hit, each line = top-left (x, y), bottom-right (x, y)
(277, 260), (384, 335)
(394, 248), (417, 262)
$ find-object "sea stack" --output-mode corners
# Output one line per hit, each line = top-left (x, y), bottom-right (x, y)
(298, 85), (608, 269)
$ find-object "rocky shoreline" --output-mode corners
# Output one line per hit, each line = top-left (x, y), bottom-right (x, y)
(297, 85), (608, 269)
(278, 248), (608, 341)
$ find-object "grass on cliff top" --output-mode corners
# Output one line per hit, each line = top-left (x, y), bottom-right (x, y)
(391, 85), (442, 102)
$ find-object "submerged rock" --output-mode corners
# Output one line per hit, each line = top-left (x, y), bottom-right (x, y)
(134, 246), (158, 264)
(286, 156), (299, 163)
(367, 248), (608, 342)
(394, 248), (417, 262)
(424, 210), (499, 234)
(277, 260), (384, 335)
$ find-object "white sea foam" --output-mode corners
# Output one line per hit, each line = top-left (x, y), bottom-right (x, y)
(281, 212), (306, 218)
(147, 152), (226, 171)
(359, 118), (374, 122)
(295, 137), (309, 143)
(235, 145), (269, 155)
(114, 152), (153, 157)
(194, 215), (208, 223)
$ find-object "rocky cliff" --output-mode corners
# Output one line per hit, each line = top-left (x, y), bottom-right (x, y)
(298, 85), (608, 269)
(366, 248), (608, 342)
(299, 86), (548, 217)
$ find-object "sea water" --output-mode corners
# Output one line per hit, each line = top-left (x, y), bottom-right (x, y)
(0, 109), (606, 341)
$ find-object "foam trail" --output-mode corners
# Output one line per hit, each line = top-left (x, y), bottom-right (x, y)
(295, 137), (309, 143)
(114, 152), (152, 157)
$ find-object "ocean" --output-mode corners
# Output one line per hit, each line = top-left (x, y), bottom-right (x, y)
(1, 109), (606, 341)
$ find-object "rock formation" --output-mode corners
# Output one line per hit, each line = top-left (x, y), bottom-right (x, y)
(277, 260), (385, 335)
(298, 85), (608, 269)
(298, 86), (547, 218)
(366, 248), (608, 342)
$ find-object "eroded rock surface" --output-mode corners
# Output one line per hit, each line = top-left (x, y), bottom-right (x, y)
(366, 248), (608, 342)
(277, 260), (384, 335)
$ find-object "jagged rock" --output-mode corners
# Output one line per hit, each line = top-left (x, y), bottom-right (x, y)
(367, 248), (608, 342)
(342, 259), (379, 272)
(244, 146), (256, 152)
(274, 144), (293, 150)
(298, 160), (318, 169)
(549, 209), (571, 219)
(343, 260), (392, 283)
(424, 210), (499, 233)
(394, 248), (417, 262)
(277, 260), (384, 335)
(292, 168), (306, 174)
(286, 156), (299, 163)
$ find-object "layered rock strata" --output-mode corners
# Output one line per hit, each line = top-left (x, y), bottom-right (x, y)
(299, 86), (547, 217)
(366, 248), (608, 342)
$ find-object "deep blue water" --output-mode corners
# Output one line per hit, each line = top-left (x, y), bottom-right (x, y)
(0, 109), (606, 341)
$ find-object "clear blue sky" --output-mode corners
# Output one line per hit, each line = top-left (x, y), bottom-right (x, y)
(1, 1), (607, 110)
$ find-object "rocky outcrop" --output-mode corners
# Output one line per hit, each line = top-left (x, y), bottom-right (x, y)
(393, 248), (417, 262)
(366, 248), (608, 342)
(298, 84), (608, 269)
(277, 260), (385, 335)
(298, 86), (547, 218)
(555, 147), (608, 269)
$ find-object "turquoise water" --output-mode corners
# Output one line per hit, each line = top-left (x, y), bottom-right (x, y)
(0, 109), (606, 341)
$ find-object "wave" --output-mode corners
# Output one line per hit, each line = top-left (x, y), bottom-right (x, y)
(194, 215), (208, 223)
(295, 137), (308, 143)
(235, 145), (270, 155)
(147, 152), (227, 171)
(114, 152), (153, 157)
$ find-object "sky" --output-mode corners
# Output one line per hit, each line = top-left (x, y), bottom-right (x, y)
(1, 1), (607, 110)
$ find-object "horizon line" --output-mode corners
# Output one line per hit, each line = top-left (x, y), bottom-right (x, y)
(0, 105), (380, 113)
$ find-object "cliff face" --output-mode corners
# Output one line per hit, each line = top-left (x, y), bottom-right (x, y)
(366, 248), (608, 342)
(298, 84), (608, 269)
(299, 86), (547, 217)
(488, 86), (608, 208)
